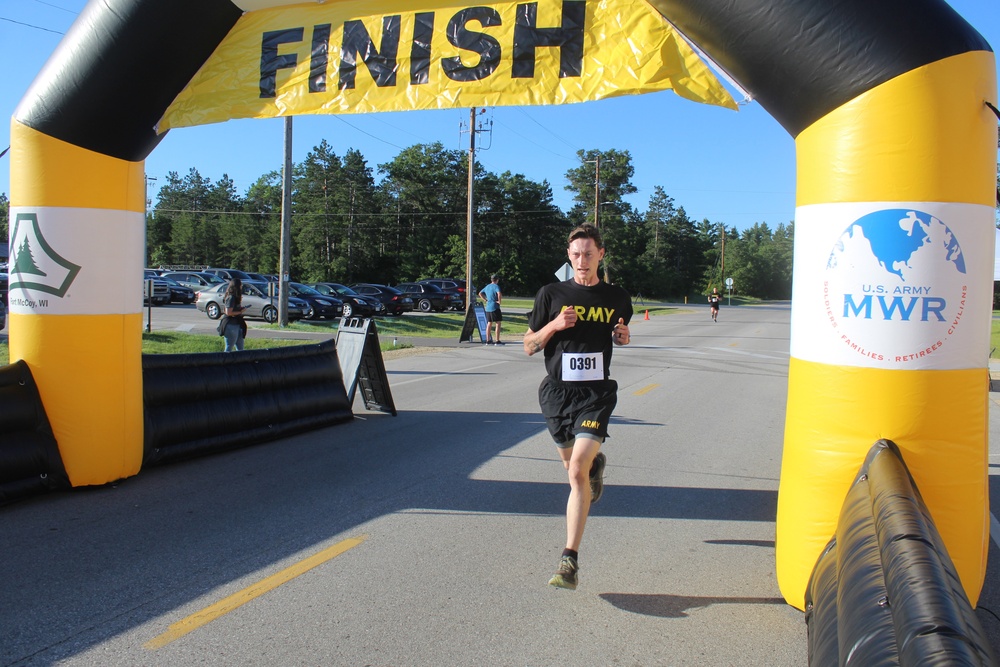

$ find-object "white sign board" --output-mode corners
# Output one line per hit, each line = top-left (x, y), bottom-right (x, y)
(725, 277), (734, 288)
(555, 262), (573, 282)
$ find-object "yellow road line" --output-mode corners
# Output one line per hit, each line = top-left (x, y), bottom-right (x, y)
(145, 535), (367, 650)
(634, 384), (660, 396)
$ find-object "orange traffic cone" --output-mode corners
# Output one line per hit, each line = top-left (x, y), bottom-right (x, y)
(644, 310), (649, 320)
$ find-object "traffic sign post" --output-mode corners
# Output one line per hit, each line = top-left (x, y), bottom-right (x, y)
(725, 277), (734, 305)
(555, 262), (573, 282)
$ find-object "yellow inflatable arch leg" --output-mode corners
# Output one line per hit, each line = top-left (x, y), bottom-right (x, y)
(777, 52), (998, 610)
(9, 121), (146, 486)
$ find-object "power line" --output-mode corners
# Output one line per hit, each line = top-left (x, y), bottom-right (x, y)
(331, 115), (406, 151)
(0, 16), (64, 34)
(31, 0), (77, 14)
(514, 107), (579, 151)
(493, 117), (575, 161)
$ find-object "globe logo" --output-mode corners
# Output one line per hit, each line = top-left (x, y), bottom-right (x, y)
(824, 209), (967, 365)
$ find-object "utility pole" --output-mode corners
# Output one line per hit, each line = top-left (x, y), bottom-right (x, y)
(279, 116), (292, 327)
(584, 152), (610, 283)
(584, 153), (602, 228)
(720, 224), (726, 288)
(461, 108), (492, 310)
(593, 153), (601, 228)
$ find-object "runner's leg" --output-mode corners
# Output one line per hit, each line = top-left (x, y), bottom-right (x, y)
(558, 436), (601, 551)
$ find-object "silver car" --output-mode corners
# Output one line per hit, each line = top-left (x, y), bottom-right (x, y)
(195, 281), (308, 323)
(161, 271), (226, 291)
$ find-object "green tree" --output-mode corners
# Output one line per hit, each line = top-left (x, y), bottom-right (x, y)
(378, 142), (468, 283)
(474, 170), (566, 294)
(338, 149), (380, 283)
(636, 187), (704, 298)
(723, 222), (794, 299)
(241, 171), (283, 274)
(293, 140), (344, 282)
(155, 168), (217, 267)
(564, 149), (638, 287)
(0, 193), (9, 248)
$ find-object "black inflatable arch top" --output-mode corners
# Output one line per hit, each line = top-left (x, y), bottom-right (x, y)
(648, 0), (991, 135)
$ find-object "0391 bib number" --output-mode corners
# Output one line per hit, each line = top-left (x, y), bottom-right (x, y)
(562, 352), (603, 381)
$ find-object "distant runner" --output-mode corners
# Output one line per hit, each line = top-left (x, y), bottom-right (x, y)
(709, 287), (721, 322)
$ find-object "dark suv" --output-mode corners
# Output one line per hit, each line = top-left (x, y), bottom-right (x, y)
(418, 278), (470, 311)
(393, 282), (450, 313)
(350, 283), (414, 316)
(142, 270), (171, 306)
(309, 283), (384, 317)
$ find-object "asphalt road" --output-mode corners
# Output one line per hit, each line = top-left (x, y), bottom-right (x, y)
(4, 302), (1000, 665)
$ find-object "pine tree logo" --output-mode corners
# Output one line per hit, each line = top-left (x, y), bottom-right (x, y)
(9, 212), (81, 298)
(13, 236), (47, 276)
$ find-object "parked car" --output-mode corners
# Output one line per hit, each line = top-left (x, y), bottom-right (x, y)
(202, 268), (254, 282)
(195, 281), (308, 323)
(246, 272), (279, 283)
(0, 299), (5, 331)
(308, 283), (384, 318)
(160, 271), (226, 291)
(350, 283), (414, 316)
(157, 275), (196, 304)
(142, 270), (170, 306)
(288, 282), (343, 319)
(0, 272), (8, 305)
(393, 282), (450, 313)
(418, 278), (470, 311)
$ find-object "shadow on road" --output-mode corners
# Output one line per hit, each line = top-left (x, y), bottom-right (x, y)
(3, 407), (778, 664)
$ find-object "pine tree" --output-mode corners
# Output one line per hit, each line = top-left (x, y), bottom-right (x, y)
(13, 237), (46, 276)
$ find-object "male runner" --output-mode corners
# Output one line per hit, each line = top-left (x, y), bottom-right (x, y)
(523, 223), (632, 590)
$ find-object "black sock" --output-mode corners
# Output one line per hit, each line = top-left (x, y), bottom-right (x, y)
(562, 548), (578, 561)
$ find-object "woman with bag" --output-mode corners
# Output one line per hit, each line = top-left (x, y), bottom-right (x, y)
(220, 278), (248, 352)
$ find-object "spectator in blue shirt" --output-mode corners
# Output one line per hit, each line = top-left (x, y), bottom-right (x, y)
(478, 274), (504, 345)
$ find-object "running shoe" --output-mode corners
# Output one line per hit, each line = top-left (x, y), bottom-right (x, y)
(589, 452), (606, 503)
(495, 340), (505, 345)
(548, 556), (578, 590)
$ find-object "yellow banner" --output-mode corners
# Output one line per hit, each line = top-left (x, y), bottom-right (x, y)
(157, 0), (736, 131)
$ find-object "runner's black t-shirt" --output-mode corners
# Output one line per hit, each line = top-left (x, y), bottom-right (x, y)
(528, 280), (633, 381)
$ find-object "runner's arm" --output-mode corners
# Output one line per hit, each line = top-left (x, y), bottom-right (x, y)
(524, 307), (576, 356)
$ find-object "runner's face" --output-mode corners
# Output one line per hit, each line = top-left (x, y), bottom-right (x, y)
(567, 237), (604, 285)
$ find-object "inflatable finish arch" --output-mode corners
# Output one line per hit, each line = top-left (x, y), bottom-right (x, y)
(8, 0), (997, 611)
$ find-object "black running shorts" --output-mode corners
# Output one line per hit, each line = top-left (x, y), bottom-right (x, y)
(486, 308), (502, 322)
(538, 376), (618, 447)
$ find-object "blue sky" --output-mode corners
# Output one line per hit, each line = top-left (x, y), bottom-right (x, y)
(2, 0), (998, 231)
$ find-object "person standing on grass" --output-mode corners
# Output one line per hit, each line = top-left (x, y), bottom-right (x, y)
(523, 223), (632, 590)
(478, 274), (504, 345)
(221, 278), (248, 352)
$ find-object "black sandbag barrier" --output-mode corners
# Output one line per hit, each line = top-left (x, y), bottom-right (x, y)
(805, 439), (996, 665)
(142, 339), (353, 466)
(0, 360), (70, 505)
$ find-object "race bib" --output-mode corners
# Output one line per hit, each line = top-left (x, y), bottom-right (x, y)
(562, 352), (603, 381)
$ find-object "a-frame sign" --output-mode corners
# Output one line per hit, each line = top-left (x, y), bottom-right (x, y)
(459, 304), (489, 344)
(335, 317), (397, 416)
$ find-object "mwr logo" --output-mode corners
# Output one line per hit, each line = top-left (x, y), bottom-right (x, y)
(824, 209), (966, 365)
(9, 212), (81, 298)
